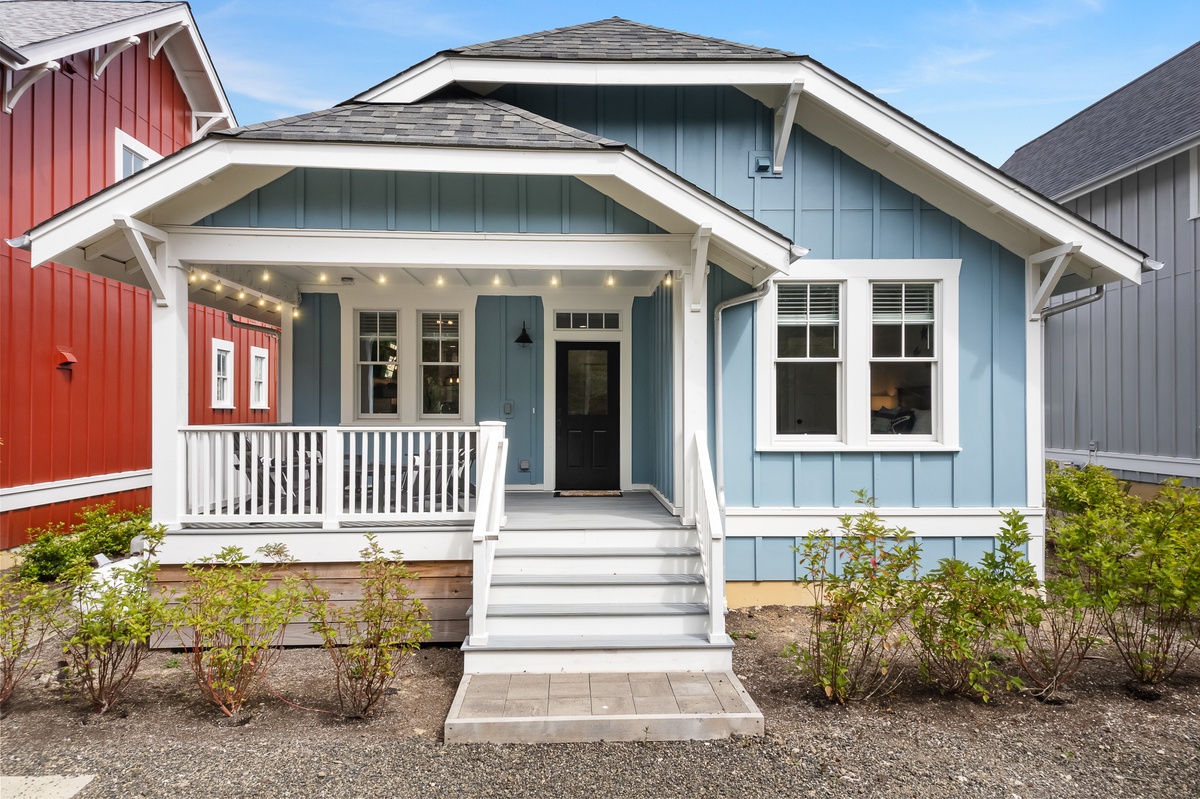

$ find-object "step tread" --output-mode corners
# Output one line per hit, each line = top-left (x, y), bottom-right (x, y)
(496, 546), (700, 558)
(490, 573), (704, 586)
(461, 633), (733, 651)
(482, 602), (708, 617)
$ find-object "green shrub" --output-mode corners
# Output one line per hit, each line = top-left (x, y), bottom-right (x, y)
(1008, 574), (1103, 700)
(907, 511), (1039, 702)
(1046, 462), (1130, 517)
(0, 575), (62, 709)
(56, 557), (165, 713)
(305, 535), (432, 718)
(783, 491), (922, 703)
(16, 505), (159, 583)
(168, 545), (305, 718)
(1054, 478), (1200, 687)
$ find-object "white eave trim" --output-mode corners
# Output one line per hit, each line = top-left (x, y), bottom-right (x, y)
(1054, 134), (1200, 203)
(26, 138), (795, 284)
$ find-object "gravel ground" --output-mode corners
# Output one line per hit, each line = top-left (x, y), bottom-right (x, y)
(2, 607), (1198, 799)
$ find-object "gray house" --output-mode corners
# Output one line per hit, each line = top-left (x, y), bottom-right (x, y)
(1002, 42), (1199, 484)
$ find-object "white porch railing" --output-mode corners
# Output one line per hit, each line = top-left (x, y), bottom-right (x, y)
(468, 422), (509, 646)
(180, 425), (482, 527)
(688, 431), (727, 642)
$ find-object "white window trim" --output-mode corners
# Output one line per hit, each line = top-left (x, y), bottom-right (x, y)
(249, 346), (270, 410)
(417, 309), (463, 421)
(113, 128), (161, 182)
(755, 259), (961, 452)
(211, 338), (235, 410)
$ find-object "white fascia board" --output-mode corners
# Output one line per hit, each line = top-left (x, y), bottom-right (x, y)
(164, 228), (694, 270)
(356, 55), (810, 104)
(28, 138), (229, 267)
(796, 63), (1145, 285)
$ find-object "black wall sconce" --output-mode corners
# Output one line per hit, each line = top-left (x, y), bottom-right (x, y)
(514, 322), (533, 348)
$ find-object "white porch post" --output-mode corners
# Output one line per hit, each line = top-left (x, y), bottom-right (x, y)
(151, 258), (188, 529)
(680, 226), (712, 525)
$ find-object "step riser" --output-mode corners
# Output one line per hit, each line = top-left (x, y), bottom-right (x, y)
(487, 614), (708, 637)
(498, 529), (695, 548)
(462, 647), (733, 674)
(490, 584), (707, 604)
(493, 556), (700, 574)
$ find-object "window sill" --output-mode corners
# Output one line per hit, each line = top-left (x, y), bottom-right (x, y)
(757, 441), (962, 454)
(211, 405), (235, 411)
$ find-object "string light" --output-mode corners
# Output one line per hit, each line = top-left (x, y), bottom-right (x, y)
(664, 274), (673, 286)
(275, 303), (283, 312)
(319, 273), (327, 282)
(262, 270), (270, 282)
(200, 272), (209, 281)
(378, 275), (387, 285)
(606, 274), (615, 287)
(493, 275), (501, 286)
(436, 276), (444, 286)
(292, 309), (300, 318)
(258, 297), (266, 306)
(550, 275), (558, 286)
(237, 290), (245, 300)
(188, 273), (197, 283)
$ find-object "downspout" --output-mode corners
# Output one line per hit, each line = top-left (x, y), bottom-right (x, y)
(225, 312), (280, 338)
(713, 281), (771, 509)
(1039, 285), (1104, 320)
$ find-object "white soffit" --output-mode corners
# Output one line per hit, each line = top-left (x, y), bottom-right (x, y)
(355, 54), (1145, 287)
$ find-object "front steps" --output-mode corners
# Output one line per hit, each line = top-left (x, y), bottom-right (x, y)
(444, 671), (763, 744)
(462, 527), (734, 675)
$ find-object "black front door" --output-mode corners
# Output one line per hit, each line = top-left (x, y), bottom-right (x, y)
(555, 342), (620, 490)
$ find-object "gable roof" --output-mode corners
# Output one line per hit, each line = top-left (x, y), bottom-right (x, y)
(1002, 41), (1200, 200)
(451, 17), (799, 61)
(0, 0), (235, 130)
(0, 1), (178, 50)
(213, 94), (623, 150)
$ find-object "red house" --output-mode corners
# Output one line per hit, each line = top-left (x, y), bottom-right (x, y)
(0, 1), (277, 548)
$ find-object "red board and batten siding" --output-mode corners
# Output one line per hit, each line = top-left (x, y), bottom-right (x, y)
(0, 40), (271, 549)
(189, 306), (279, 425)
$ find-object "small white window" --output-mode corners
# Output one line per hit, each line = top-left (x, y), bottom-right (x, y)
(250, 346), (270, 410)
(869, 283), (936, 438)
(420, 312), (460, 417)
(113, 129), (160, 181)
(211, 339), (235, 410)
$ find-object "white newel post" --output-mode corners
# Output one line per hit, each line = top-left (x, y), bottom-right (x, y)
(323, 427), (343, 530)
(151, 260), (189, 529)
(680, 227), (711, 525)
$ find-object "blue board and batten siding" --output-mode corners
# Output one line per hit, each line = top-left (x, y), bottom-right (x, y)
(292, 292), (341, 425)
(475, 296), (545, 485)
(197, 169), (661, 235)
(631, 282), (675, 501)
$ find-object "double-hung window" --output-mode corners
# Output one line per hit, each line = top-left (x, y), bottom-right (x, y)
(775, 283), (841, 437)
(358, 312), (398, 416)
(211, 339), (234, 409)
(249, 346), (270, 410)
(757, 260), (959, 451)
(420, 312), (460, 417)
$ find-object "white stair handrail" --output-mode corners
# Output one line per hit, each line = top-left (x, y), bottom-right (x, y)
(469, 422), (508, 646)
(690, 432), (726, 642)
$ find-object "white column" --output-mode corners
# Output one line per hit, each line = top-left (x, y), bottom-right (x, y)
(680, 259), (709, 526)
(151, 260), (189, 529)
(279, 305), (294, 423)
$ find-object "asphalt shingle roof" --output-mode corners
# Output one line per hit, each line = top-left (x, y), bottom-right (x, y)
(0, 1), (180, 50)
(451, 17), (799, 61)
(213, 94), (625, 150)
(1001, 41), (1200, 198)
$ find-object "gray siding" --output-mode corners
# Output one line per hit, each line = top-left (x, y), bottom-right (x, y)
(1046, 150), (1199, 482)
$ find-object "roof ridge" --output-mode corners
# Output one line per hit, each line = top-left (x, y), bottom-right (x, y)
(1009, 40), (1200, 157)
(603, 17), (796, 57)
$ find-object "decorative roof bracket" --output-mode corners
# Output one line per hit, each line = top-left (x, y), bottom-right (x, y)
(3, 61), (60, 114)
(1028, 241), (1082, 321)
(93, 37), (140, 80)
(690, 224), (712, 312)
(149, 23), (187, 59)
(772, 79), (804, 175)
(193, 112), (228, 138)
(114, 215), (169, 305)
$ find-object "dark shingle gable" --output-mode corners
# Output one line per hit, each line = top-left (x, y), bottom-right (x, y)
(1001, 41), (1200, 198)
(0, 1), (181, 50)
(452, 17), (799, 61)
(213, 94), (625, 150)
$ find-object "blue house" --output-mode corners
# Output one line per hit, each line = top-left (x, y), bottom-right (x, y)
(23, 19), (1149, 679)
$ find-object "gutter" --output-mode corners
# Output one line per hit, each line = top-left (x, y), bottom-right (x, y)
(1040, 286), (1104, 320)
(713, 281), (771, 509)
(225, 312), (280, 338)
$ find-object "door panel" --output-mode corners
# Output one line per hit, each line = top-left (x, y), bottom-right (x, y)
(556, 342), (620, 490)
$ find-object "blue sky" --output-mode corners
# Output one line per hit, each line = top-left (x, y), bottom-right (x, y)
(189, 0), (1196, 166)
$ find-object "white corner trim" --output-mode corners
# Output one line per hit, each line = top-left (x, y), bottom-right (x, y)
(0, 470), (153, 512)
(1190, 146), (1199, 222)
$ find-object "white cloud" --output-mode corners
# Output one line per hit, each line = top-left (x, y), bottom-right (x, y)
(210, 52), (339, 113)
